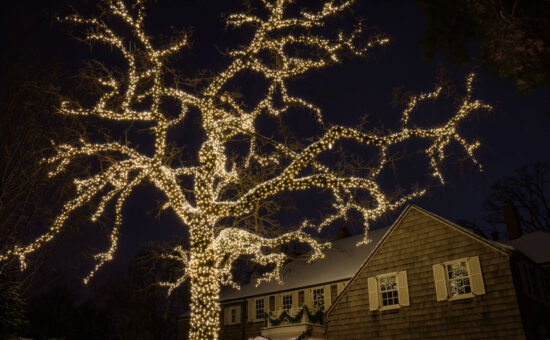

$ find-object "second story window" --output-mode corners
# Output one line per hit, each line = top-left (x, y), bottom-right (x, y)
(313, 288), (325, 310)
(379, 274), (399, 307)
(269, 296), (275, 312)
(433, 256), (486, 301)
(446, 261), (471, 297)
(298, 290), (305, 307)
(282, 294), (292, 311)
(368, 271), (410, 311)
(255, 298), (264, 320)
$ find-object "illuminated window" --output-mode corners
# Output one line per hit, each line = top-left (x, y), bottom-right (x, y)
(368, 271), (410, 311)
(446, 261), (471, 297)
(379, 274), (399, 306)
(433, 256), (485, 301)
(313, 288), (325, 310)
(282, 294), (292, 310)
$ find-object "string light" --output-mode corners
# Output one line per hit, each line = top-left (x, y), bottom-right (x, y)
(0, 0), (491, 339)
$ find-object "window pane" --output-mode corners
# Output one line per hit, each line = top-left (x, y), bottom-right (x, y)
(313, 288), (325, 310)
(255, 299), (264, 319)
(283, 295), (292, 310)
(378, 275), (399, 306)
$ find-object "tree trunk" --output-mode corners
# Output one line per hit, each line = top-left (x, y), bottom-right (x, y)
(188, 225), (220, 340)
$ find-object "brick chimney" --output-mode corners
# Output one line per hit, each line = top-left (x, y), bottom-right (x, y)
(503, 200), (522, 240)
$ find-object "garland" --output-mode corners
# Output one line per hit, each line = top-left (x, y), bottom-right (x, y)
(265, 305), (323, 327)
(296, 326), (313, 340)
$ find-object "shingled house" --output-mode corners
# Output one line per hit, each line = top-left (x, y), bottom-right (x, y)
(218, 227), (390, 340)
(178, 205), (550, 339)
(326, 205), (550, 340)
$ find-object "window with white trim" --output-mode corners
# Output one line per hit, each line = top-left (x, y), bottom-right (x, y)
(255, 298), (265, 320)
(313, 288), (325, 310)
(224, 305), (241, 325)
(433, 256), (485, 301)
(379, 274), (399, 307)
(367, 271), (410, 311)
(446, 260), (472, 297)
(282, 294), (292, 310)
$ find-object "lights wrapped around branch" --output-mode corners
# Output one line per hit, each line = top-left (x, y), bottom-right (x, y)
(0, 0), (491, 339)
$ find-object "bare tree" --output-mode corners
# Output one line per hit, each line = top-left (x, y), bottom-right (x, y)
(484, 162), (550, 233)
(1, 0), (491, 338)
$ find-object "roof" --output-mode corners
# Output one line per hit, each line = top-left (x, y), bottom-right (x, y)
(220, 226), (391, 302)
(502, 230), (550, 264)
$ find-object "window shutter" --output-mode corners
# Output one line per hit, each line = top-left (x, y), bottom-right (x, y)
(433, 264), (448, 301)
(367, 276), (379, 311)
(292, 291), (298, 310)
(236, 305), (241, 324)
(224, 306), (229, 325)
(468, 256), (486, 295)
(304, 289), (312, 309)
(397, 271), (410, 306)
(323, 286), (330, 309)
(248, 299), (254, 322)
(275, 294), (282, 311)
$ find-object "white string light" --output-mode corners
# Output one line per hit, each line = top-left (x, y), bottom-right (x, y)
(0, 1), (491, 338)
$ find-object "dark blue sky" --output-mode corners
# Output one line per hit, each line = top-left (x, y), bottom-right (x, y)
(4, 0), (549, 288)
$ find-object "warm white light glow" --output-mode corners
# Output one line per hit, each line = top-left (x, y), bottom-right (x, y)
(0, 0), (491, 339)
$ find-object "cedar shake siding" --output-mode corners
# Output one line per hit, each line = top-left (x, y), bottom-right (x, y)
(327, 206), (527, 340)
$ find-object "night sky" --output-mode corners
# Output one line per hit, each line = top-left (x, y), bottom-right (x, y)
(3, 0), (549, 292)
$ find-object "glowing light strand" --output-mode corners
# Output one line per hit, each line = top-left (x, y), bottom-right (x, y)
(0, 1), (492, 339)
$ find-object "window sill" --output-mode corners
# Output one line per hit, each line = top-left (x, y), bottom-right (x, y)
(379, 304), (401, 311)
(449, 292), (475, 301)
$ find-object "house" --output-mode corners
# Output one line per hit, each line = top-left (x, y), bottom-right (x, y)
(178, 205), (550, 339)
(326, 205), (550, 339)
(218, 227), (390, 340)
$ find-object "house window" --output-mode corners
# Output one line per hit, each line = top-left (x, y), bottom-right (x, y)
(269, 296), (275, 312)
(255, 298), (264, 320)
(379, 274), (399, 306)
(368, 271), (410, 311)
(446, 261), (472, 297)
(313, 288), (325, 310)
(330, 284), (338, 304)
(224, 306), (241, 325)
(282, 294), (292, 310)
(298, 290), (305, 307)
(433, 256), (485, 301)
